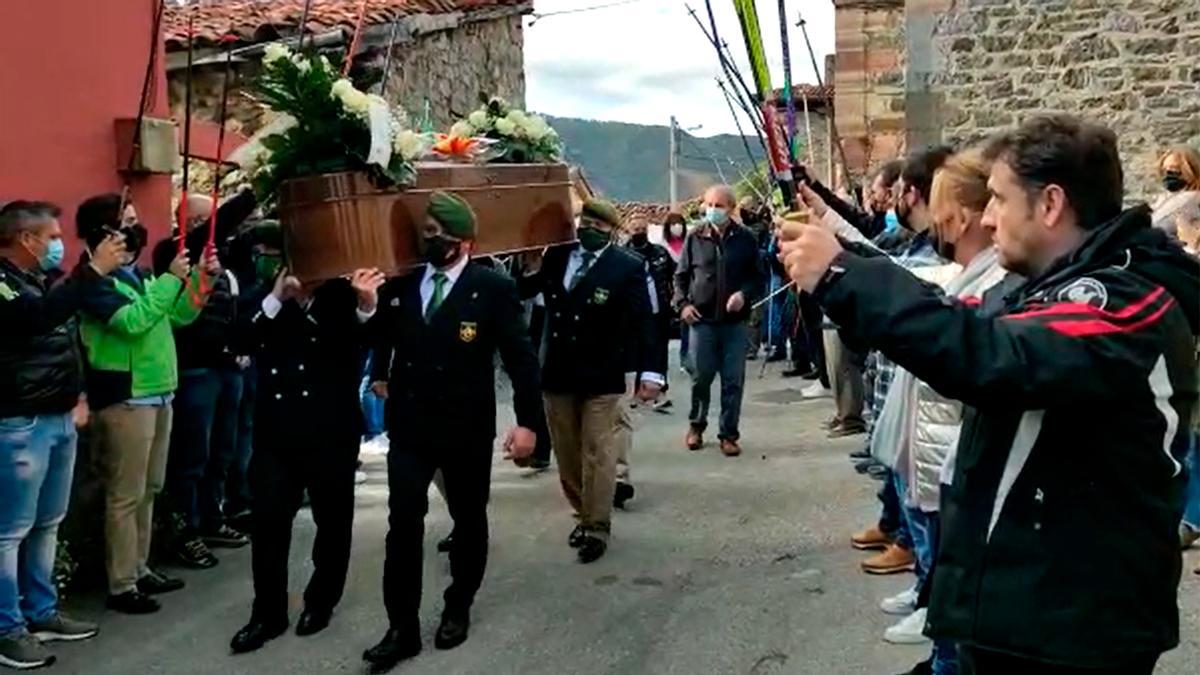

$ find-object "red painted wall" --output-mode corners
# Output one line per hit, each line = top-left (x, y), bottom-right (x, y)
(0, 0), (171, 263)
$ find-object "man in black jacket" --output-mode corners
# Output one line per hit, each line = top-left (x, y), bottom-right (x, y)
(0, 201), (123, 668)
(520, 199), (661, 563)
(363, 192), (541, 672)
(674, 185), (764, 457)
(229, 264), (384, 654)
(781, 115), (1199, 674)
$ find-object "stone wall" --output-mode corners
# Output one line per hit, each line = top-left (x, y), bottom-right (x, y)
(833, 0), (908, 179)
(168, 12), (526, 138)
(929, 0), (1200, 199)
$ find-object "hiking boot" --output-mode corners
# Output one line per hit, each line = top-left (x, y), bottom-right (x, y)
(201, 524), (249, 549)
(0, 631), (54, 670)
(719, 438), (741, 457)
(851, 525), (893, 551)
(862, 543), (917, 575)
(174, 536), (219, 569)
(27, 613), (98, 642)
(685, 427), (703, 451)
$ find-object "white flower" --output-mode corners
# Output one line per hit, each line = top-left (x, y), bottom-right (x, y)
(393, 129), (428, 161)
(467, 110), (490, 130)
(263, 42), (291, 64)
(523, 115), (551, 141)
(330, 78), (370, 116)
(494, 117), (517, 137)
(506, 109), (528, 126)
(449, 120), (475, 138)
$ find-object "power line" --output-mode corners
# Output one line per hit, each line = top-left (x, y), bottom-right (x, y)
(528, 0), (645, 26)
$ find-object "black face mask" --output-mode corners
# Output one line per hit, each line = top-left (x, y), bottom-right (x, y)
(1163, 170), (1187, 193)
(930, 230), (956, 261)
(895, 201), (914, 232)
(421, 235), (461, 267)
(630, 232), (648, 246)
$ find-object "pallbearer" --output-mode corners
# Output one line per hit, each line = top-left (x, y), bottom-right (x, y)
(519, 199), (662, 564)
(363, 192), (543, 672)
(229, 265), (385, 654)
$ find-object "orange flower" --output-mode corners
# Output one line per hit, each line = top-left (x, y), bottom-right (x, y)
(432, 133), (478, 157)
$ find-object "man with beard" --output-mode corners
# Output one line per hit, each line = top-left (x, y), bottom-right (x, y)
(362, 192), (542, 672)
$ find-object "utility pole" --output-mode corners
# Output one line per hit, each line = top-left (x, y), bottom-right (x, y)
(669, 115), (679, 207)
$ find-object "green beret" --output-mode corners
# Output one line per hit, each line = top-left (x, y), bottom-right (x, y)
(580, 199), (621, 228)
(427, 191), (477, 239)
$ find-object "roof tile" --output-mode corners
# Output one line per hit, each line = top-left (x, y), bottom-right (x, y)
(164, 0), (524, 48)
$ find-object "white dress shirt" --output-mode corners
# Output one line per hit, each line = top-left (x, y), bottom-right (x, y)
(261, 289), (377, 323)
(420, 254), (470, 314)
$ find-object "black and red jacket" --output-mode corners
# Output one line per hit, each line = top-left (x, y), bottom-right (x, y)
(815, 205), (1199, 668)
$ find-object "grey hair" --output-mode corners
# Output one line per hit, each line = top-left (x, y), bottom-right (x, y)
(706, 184), (736, 207)
(0, 200), (60, 247)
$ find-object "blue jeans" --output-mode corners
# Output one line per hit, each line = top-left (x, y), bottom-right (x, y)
(167, 367), (243, 531)
(879, 469), (913, 550)
(688, 322), (749, 441)
(907, 506), (938, 594)
(1182, 432), (1200, 532)
(361, 354), (385, 439)
(0, 413), (76, 637)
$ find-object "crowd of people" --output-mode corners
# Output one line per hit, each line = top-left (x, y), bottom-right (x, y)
(1, 113), (1198, 675)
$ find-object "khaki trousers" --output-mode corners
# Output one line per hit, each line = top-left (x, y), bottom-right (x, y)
(616, 398), (633, 483)
(544, 393), (623, 541)
(94, 403), (173, 595)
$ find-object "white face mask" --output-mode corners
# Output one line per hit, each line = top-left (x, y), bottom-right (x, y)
(670, 225), (685, 237)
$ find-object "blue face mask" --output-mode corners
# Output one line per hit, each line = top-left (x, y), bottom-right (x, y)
(705, 206), (729, 226)
(36, 237), (65, 271)
(884, 210), (901, 234)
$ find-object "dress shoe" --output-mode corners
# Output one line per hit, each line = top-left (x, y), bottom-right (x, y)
(437, 534), (455, 554)
(137, 568), (185, 595)
(106, 590), (160, 615)
(719, 438), (741, 457)
(685, 427), (703, 451)
(862, 543), (917, 575)
(613, 481), (635, 509)
(434, 610), (470, 650)
(848, 447), (871, 461)
(577, 536), (607, 564)
(851, 525), (893, 551)
(363, 628), (421, 672)
(230, 618), (289, 654)
(295, 607), (332, 636)
(568, 525), (587, 548)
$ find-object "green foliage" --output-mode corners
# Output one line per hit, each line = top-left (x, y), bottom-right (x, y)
(249, 45), (414, 203)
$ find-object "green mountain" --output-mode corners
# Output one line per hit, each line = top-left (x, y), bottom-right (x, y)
(543, 115), (765, 203)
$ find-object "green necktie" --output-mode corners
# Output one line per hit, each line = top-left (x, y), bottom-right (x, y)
(568, 251), (595, 291)
(425, 271), (448, 322)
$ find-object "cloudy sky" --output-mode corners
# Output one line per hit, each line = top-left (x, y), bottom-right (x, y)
(524, 0), (835, 137)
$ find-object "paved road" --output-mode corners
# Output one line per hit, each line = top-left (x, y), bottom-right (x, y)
(55, 351), (1200, 674)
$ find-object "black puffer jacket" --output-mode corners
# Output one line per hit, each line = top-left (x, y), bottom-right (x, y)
(170, 269), (240, 370)
(0, 258), (102, 416)
(816, 206), (1199, 668)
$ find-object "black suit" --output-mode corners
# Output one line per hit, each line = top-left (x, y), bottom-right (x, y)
(371, 261), (542, 630)
(518, 245), (657, 395)
(246, 280), (366, 623)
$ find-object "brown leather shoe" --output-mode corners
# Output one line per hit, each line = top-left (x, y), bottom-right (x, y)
(719, 438), (741, 457)
(822, 416), (842, 431)
(850, 525), (893, 551)
(861, 543), (916, 575)
(685, 428), (703, 451)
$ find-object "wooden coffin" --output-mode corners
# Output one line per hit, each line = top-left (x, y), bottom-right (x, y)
(278, 163), (576, 281)
(393, 162), (576, 266)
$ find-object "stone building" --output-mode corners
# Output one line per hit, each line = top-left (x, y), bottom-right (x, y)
(833, 0), (1200, 198)
(162, 0), (531, 136)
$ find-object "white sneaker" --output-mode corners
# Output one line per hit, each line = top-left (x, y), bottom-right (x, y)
(354, 470), (368, 485)
(883, 607), (930, 644)
(879, 586), (918, 616)
(801, 382), (832, 399)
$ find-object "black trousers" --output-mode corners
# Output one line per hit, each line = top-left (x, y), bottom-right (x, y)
(959, 647), (1158, 675)
(383, 439), (493, 630)
(798, 292), (829, 387)
(248, 435), (357, 622)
